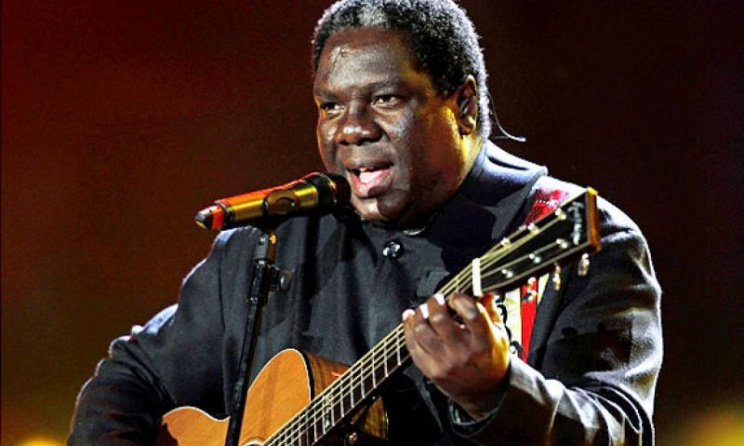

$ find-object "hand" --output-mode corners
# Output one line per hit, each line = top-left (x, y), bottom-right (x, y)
(402, 293), (511, 420)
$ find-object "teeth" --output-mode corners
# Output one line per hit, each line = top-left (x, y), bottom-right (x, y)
(349, 164), (390, 178)
(354, 166), (383, 173)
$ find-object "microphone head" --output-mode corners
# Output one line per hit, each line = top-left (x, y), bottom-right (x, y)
(302, 172), (351, 212)
(194, 204), (224, 230)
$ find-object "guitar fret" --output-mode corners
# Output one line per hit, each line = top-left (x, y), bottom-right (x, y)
(328, 395), (335, 428)
(305, 400), (322, 443)
(332, 400), (341, 429)
(305, 411), (312, 446)
(374, 361), (386, 383)
(386, 348), (398, 374)
(363, 373), (375, 398)
(397, 328), (404, 365)
(382, 346), (389, 376)
(300, 410), (309, 446)
(311, 414), (322, 443)
(321, 396), (332, 435)
(345, 392), (352, 418)
(355, 375), (365, 404)
(359, 367), (366, 396)
(337, 385), (344, 417)
(312, 407), (318, 444)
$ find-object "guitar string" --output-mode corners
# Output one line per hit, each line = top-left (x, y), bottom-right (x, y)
(266, 212), (573, 444)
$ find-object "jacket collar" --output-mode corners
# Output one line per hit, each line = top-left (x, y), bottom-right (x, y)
(427, 141), (547, 245)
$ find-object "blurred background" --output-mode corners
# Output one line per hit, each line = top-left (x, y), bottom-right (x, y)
(3, 1), (742, 445)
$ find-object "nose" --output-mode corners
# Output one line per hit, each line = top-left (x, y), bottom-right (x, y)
(334, 103), (381, 146)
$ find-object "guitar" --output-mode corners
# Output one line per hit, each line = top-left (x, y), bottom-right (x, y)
(156, 188), (601, 446)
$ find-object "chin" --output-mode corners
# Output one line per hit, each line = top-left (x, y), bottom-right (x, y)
(352, 197), (399, 224)
(354, 205), (388, 223)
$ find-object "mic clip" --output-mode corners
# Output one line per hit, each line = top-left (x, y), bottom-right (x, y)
(269, 268), (293, 293)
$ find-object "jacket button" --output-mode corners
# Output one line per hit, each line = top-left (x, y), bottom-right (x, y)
(383, 240), (404, 259)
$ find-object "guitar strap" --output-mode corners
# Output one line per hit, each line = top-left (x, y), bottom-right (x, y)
(512, 178), (573, 360)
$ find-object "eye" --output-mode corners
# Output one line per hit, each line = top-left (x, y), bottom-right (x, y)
(373, 94), (402, 108)
(319, 102), (343, 114)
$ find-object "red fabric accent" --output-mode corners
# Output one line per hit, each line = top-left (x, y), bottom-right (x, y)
(519, 185), (572, 360)
(520, 280), (538, 360)
(523, 188), (572, 226)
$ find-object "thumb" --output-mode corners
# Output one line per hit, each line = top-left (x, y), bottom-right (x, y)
(480, 293), (503, 325)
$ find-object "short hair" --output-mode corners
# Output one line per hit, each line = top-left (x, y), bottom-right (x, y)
(313, 0), (491, 140)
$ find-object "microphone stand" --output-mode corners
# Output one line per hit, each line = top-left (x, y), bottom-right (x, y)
(224, 228), (279, 446)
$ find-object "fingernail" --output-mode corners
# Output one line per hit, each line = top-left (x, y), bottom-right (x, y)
(418, 303), (429, 320)
(434, 294), (446, 305)
(461, 299), (478, 320)
(402, 309), (415, 321)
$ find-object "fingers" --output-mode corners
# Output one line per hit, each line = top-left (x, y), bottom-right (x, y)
(403, 295), (455, 381)
(448, 293), (498, 342)
(427, 294), (467, 344)
(480, 293), (505, 326)
(403, 294), (462, 356)
(403, 293), (511, 364)
(403, 293), (512, 406)
(403, 293), (496, 355)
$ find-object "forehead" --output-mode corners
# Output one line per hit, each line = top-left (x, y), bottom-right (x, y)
(313, 28), (430, 94)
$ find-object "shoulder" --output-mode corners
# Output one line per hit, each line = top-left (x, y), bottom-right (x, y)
(532, 175), (642, 234)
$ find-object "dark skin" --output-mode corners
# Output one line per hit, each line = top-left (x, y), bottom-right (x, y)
(403, 294), (510, 420)
(313, 27), (478, 227)
(313, 27), (510, 420)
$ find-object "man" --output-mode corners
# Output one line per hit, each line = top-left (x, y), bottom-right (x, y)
(70, 0), (662, 445)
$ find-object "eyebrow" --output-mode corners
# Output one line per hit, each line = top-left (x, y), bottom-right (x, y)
(313, 80), (406, 97)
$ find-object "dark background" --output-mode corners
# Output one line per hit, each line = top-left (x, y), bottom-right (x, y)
(3, 1), (742, 445)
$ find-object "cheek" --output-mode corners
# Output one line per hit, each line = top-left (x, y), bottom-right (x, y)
(384, 112), (417, 160)
(413, 113), (464, 180)
(316, 121), (337, 169)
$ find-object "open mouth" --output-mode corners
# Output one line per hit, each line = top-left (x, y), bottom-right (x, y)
(354, 166), (389, 183)
(348, 165), (393, 197)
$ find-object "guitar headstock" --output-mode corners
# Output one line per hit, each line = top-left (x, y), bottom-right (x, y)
(471, 188), (601, 294)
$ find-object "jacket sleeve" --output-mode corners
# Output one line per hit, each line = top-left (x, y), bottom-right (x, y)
(68, 228), (257, 445)
(451, 199), (663, 445)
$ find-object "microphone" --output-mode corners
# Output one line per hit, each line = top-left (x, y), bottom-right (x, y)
(195, 172), (351, 230)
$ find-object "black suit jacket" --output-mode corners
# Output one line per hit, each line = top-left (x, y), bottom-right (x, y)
(69, 143), (662, 445)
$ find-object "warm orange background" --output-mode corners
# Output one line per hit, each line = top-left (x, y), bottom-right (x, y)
(3, 1), (742, 445)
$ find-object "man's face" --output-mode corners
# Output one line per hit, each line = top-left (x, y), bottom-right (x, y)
(313, 28), (474, 226)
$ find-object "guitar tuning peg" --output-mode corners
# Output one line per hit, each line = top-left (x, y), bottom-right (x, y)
(578, 253), (590, 277)
(552, 264), (562, 291)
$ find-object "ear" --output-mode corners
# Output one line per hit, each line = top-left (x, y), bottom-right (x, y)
(455, 75), (478, 136)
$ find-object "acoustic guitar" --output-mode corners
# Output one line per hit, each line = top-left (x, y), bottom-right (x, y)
(157, 189), (601, 446)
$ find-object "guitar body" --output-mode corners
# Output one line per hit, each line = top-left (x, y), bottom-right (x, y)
(157, 349), (387, 446)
